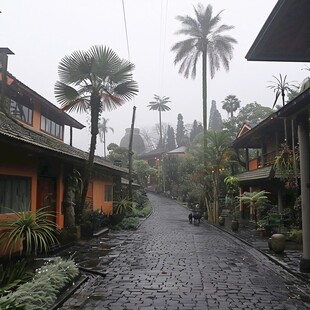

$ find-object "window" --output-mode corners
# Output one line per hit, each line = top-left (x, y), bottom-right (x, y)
(10, 99), (33, 125)
(0, 175), (32, 214)
(40, 115), (63, 139)
(104, 185), (113, 201)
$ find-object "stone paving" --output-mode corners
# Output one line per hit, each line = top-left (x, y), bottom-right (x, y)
(58, 193), (310, 309)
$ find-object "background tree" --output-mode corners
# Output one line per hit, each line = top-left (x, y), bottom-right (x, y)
(208, 100), (223, 131)
(106, 143), (130, 168)
(98, 117), (114, 158)
(166, 125), (176, 151)
(223, 102), (274, 138)
(268, 74), (296, 108)
(133, 160), (156, 188)
(176, 113), (185, 147)
(222, 95), (241, 118)
(55, 46), (138, 212)
(204, 130), (234, 223)
(172, 3), (237, 174)
(140, 128), (156, 152)
(190, 120), (203, 142)
(147, 95), (171, 149)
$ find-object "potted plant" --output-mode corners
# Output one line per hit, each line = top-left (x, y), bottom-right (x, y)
(273, 143), (299, 181)
(256, 219), (268, 237)
(110, 198), (133, 225)
(224, 176), (240, 232)
(0, 207), (59, 258)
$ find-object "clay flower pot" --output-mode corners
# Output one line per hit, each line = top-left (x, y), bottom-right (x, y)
(270, 233), (286, 254)
(231, 219), (239, 232)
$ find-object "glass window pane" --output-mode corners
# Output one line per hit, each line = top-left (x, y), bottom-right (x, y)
(0, 176), (31, 214)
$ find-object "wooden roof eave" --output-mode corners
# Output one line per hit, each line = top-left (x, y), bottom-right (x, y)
(2, 72), (85, 129)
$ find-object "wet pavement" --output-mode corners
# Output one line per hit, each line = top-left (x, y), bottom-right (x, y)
(58, 193), (310, 309)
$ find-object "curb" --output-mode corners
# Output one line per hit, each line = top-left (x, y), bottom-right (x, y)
(212, 223), (310, 284)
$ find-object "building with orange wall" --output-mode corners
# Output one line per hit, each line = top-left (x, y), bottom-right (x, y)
(0, 72), (129, 230)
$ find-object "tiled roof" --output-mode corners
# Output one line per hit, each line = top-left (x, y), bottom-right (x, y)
(234, 166), (273, 182)
(3, 71), (85, 129)
(0, 112), (128, 175)
(167, 146), (187, 155)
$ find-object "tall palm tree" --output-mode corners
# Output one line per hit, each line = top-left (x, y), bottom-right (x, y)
(171, 3), (237, 172)
(222, 94), (240, 118)
(98, 117), (114, 158)
(55, 46), (138, 213)
(147, 94), (171, 149)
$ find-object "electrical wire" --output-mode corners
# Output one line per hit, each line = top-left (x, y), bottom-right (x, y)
(159, 0), (169, 95)
(121, 0), (131, 62)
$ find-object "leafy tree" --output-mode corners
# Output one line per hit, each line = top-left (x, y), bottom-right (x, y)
(166, 125), (176, 151)
(106, 143), (130, 168)
(205, 130), (234, 223)
(171, 3), (237, 174)
(163, 156), (180, 193)
(223, 102), (273, 138)
(98, 117), (114, 158)
(268, 74), (296, 108)
(208, 100), (223, 131)
(55, 46), (138, 210)
(147, 95), (171, 149)
(176, 113), (185, 147)
(133, 160), (156, 187)
(222, 95), (241, 118)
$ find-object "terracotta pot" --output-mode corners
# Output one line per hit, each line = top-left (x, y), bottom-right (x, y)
(257, 228), (266, 237)
(270, 233), (286, 254)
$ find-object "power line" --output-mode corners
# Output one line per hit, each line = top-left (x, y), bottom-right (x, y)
(159, 0), (169, 95)
(122, 0), (131, 61)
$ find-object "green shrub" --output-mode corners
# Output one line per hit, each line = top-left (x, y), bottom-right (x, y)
(82, 210), (109, 233)
(113, 198), (133, 215)
(290, 229), (303, 244)
(113, 217), (140, 230)
(131, 203), (152, 218)
(0, 258), (79, 310)
(0, 259), (33, 295)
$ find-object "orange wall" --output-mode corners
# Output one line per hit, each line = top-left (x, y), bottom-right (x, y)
(92, 178), (113, 214)
(248, 159), (258, 171)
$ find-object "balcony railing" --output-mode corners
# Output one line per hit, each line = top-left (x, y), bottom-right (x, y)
(248, 151), (277, 171)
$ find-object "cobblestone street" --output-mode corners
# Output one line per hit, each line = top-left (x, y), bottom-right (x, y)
(59, 193), (310, 309)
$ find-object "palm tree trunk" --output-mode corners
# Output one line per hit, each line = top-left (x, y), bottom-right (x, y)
(80, 94), (100, 221)
(159, 108), (163, 149)
(103, 131), (106, 158)
(202, 50), (208, 212)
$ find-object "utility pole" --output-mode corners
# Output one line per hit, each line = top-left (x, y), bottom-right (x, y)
(128, 106), (136, 201)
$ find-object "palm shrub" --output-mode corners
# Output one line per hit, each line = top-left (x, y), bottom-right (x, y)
(238, 190), (270, 225)
(112, 198), (133, 216)
(0, 207), (59, 258)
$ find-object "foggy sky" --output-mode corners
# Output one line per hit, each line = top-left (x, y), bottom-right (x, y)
(1, 0), (308, 155)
